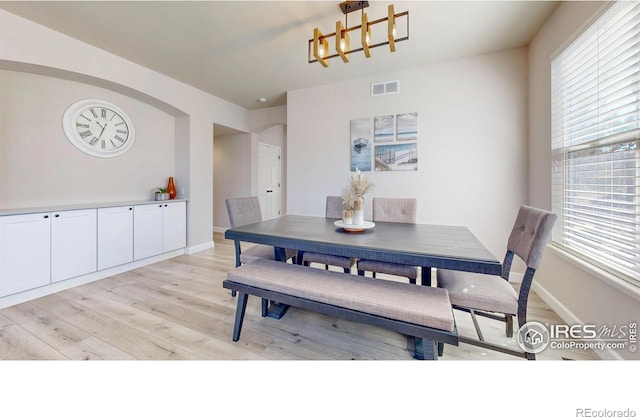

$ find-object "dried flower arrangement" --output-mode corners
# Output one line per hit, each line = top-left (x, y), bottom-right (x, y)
(341, 168), (374, 209)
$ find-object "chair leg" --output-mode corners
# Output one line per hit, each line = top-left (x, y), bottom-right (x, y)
(437, 342), (444, 357)
(506, 315), (514, 338)
(357, 269), (365, 276)
(343, 267), (350, 273)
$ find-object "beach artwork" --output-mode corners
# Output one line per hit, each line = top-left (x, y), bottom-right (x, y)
(374, 115), (394, 142)
(397, 112), (418, 141)
(375, 143), (418, 171)
(350, 118), (372, 171)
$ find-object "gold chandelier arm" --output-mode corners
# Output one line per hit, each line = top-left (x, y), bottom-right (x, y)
(336, 21), (350, 63)
(388, 4), (396, 52)
(361, 12), (371, 58)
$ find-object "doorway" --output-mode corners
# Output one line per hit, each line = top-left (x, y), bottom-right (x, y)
(258, 143), (282, 220)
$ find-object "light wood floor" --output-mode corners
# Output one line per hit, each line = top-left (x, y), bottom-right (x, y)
(0, 233), (600, 360)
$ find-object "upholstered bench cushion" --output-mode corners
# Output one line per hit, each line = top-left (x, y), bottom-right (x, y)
(228, 258), (454, 332)
(437, 269), (518, 315)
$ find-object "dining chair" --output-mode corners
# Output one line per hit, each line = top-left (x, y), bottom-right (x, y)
(225, 196), (297, 268)
(301, 196), (355, 273)
(436, 205), (557, 359)
(357, 198), (423, 284)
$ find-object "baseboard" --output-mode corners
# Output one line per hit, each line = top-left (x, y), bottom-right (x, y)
(212, 226), (227, 234)
(532, 281), (623, 360)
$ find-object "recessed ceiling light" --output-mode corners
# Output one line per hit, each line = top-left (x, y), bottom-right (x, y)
(257, 97), (267, 103)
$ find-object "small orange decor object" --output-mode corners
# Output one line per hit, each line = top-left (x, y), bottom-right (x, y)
(167, 177), (177, 200)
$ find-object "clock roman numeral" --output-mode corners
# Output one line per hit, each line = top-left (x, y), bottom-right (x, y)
(79, 130), (92, 138)
(80, 114), (91, 122)
(77, 123), (90, 129)
(115, 122), (125, 127)
(90, 108), (98, 118)
(89, 136), (99, 146)
(110, 139), (117, 148)
(116, 129), (127, 134)
(114, 135), (125, 143)
(101, 108), (107, 118)
(101, 140), (106, 149)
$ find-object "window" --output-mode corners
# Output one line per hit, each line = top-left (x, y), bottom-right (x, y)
(551, 1), (640, 285)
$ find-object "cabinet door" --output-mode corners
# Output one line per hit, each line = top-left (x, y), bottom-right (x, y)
(98, 206), (134, 270)
(134, 204), (163, 261)
(162, 201), (186, 252)
(0, 213), (51, 297)
(51, 209), (97, 283)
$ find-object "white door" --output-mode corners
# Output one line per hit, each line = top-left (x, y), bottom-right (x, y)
(51, 209), (97, 283)
(0, 213), (51, 297)
(98, 206), (134, 270)
(258, 143), (281, 220)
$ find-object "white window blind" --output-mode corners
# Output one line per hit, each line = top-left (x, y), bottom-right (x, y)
(551, 1), (640, 284)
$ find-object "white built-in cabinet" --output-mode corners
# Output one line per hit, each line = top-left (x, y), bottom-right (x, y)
(98, 206), (134, 270)
(134, 201), (186, 261)
(51, 209), (98, 283)
(0, 213), (51, 297)
(0, 200), (186, 299)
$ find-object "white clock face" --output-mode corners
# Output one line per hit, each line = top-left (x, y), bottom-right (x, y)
(63, 99), (135, 158)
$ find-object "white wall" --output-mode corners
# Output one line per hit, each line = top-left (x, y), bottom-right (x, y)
(529, 1), (640, 360)
(0, 70), (175, 208)
(287, 48), (529, 262)
(0, 9), (250, 251)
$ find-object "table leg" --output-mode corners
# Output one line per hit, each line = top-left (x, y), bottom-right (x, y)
(421, 267), (432, 286)
(409, 336), (438, 360)
(263, 247), (291, 320)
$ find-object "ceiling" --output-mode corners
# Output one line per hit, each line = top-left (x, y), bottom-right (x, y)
(0, 1), (559, 110)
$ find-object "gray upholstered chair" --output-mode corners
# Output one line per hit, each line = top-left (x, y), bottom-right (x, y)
(357, 198), (423, 284)
(225, 197), (296, 267)
(301, 196), (355, 273)
(436, 205), (557, 360)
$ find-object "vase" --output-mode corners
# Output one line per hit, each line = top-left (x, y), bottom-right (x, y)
(167, 177), (177, 200)
(342, 209), (354, 225)
(354, 197), (364, 225)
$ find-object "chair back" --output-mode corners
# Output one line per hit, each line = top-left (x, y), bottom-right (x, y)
(226, 197), (262, 228)
(372, 198), (417, 224)
(507, 205), (557, 269)
(325, 196), (344, 219)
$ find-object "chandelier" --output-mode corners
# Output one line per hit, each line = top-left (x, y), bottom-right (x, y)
(308, 1), (409, 68)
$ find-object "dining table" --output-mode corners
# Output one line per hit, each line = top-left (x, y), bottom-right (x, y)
(225, 214), (502, 318)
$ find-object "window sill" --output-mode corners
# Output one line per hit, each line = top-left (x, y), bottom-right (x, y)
(548, 244), (640, 303)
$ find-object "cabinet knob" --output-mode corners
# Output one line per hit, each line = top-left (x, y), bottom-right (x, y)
(54, 214), (60, 218)
(44, 215), (49, 219)
(129, 207), (133, 211)
(164, 204), (168, 207)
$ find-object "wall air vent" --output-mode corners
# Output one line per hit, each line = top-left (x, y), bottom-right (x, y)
(371, 80), (400, 97)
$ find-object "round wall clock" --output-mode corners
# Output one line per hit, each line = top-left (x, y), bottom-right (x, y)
(62, 99), (135, 158)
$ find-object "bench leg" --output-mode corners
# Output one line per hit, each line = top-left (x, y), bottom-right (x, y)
(261, 298), (268, 317)
(232, 292), (249, 342)
(412, 337), (438, 360)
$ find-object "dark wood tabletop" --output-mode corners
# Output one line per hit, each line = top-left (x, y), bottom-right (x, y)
(225, 215), (502, 276)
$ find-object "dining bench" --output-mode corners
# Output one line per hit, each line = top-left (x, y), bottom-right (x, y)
(222, 258), (458, 360)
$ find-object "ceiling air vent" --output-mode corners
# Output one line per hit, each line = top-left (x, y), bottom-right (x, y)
(371, 80), (400, 97)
